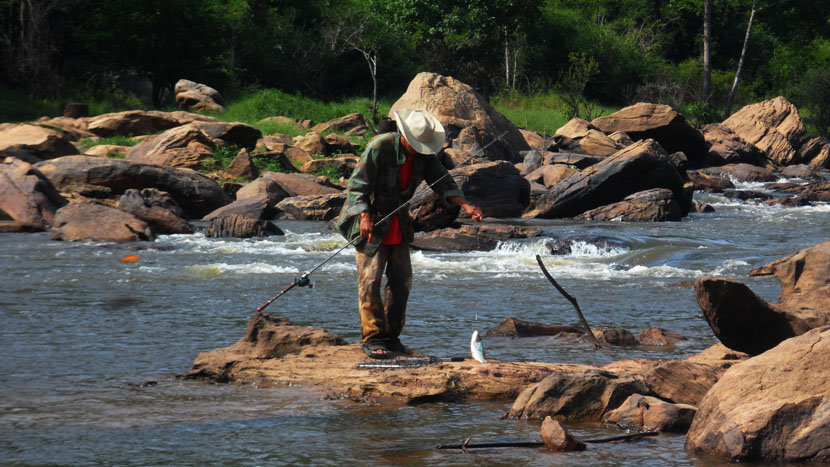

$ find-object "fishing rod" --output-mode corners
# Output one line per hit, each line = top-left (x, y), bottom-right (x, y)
(256, 130), (509, 313)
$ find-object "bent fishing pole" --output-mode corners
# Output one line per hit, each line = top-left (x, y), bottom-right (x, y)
(256, 131), (509, 313)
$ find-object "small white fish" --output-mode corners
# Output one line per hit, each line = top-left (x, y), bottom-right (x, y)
(471, 330), (486, 363)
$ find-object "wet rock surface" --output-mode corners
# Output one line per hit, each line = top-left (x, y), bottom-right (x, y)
(685, 327), (830, 462)
(602, 394), (696, 433)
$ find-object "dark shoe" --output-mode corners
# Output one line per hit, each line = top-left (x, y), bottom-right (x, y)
(385, 337), (414, 356)
(362, 339), (394, 360)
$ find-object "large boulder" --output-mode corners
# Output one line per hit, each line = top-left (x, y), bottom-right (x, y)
(641, 360), (723, 406)
(532, 139), (688, 219)
(174, 79), (226, 113)
(261, 171), (341, 197)
(86, 110), (214, 137)
(224, 149), (259, 180)
(702, 124), (766, 166)
(35, 156), (229, 218)
(190, 121), (261, 148)
(408, 187), (461, 232)
(51, 202), (153, 242)
(720, 96), (806, 166)
(797, 137), (830, 170)
(202, 194), (279, 221)
(275, 193), (346, 221)
(748, 240), (830, 318)
(603, 394), (696, 434)
(450, 161), (530, 218)
(125, 124), (216, 169)
(485, 317), (582, 338)
(686, 327), (830, 462)
(236, 177), (291, 203)
(525, 164), (576, 188)
(117, 188), (193, 234)
(540, 417), (586, 452)
(554, 118), (622, 157)
(300, 156), (357, 178)
(505, 369), (648, 421)
(697, 163), (776, 183)
(410, 224), (543, 252)
(0, 125), (79, 163)
(389, 72), (529, 162)
(695, 277), (812, 355)
(591, 103), (707, 166)
(0, 158), (67, 228)
(204, 214), (283, 238)
(576, 188), (684, 222)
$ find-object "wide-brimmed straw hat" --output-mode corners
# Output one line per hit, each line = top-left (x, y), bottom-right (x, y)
(393, 108), (446, 155)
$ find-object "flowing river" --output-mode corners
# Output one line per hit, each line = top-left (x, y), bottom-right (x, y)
(2, 179), (828, 465)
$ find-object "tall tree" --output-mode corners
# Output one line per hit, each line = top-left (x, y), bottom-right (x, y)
(724, 0), (757, 117)
(702, 0), (712, 102)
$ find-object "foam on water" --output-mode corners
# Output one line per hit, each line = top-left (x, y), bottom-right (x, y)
(186, 262), (299, 277)
(160, 231), (349, 256)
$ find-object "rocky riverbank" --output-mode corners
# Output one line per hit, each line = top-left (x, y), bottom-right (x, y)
(1, 73), (828, 244)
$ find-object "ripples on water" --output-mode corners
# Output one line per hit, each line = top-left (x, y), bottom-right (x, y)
(1, 183), (828, 465)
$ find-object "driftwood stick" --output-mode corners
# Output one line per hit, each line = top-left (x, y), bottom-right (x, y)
(435, 431), (659, 450)
(535, 254), (602, 349)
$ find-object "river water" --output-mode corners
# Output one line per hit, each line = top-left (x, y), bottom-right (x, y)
(2, 178), (828, 465)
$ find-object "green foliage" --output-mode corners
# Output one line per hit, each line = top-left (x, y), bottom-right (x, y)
(795, 67), (830, 137)
(559, 52), (600, 120)
(252, 156), (287, 174)
(200, 143), (242, 173)
(491, 90), (618, 134)
(78, 135), (139, 152)
(313, 165), (343, 182)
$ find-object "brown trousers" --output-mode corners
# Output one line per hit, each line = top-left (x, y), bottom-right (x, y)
(355, 243), (412, 342)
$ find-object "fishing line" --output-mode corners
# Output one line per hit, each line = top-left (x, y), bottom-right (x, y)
(256, 131), (509, 313)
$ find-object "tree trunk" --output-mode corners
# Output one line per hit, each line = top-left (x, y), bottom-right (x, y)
(725, 0), (757, 118)
(702, 0), (712, 102)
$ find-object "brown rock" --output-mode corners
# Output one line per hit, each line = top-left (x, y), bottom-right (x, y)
(698, 163), (776, 182)
(202, 194), (279, 221)
(203, 214), (283, 239)
(410, 224), (543, 252)
(748, 240), (830, 320)
(591, 328), (637, 346)
(702, 124), (766, 166)
(36, 116), (94, 141)
(547, 152), (604, 169)
(275, 193), (346, 221)
(236, 177), (291, 203)
(540, 417), (586, 451)
(686, 169), (735, 192)
(117, 188), (192, 234)
(694, 276), (811, 355)
(310, 113), (369, 136)
(591, 103), (707, 165)
(255, 135), (291, 153)
(125, 124), (215, 169)
(721, 97), (806, 166)
(389, 72), (529, 162)
(86, 110), (185, 137)
(608, 131), (634, 147)
(283, 146), (314, 167)
(637, 328), (687, 346)
(576, 188), (683, 222)
(533, 140), (688, 219)
(190, 121), (261, 148)
(35, 155), (229, 218)
(0, 125), (79, 163)
(259, 116), (296, 126)
(642, 360), (722, 405)
(51, 202), (153, 242)
(526, 164), (576, 188)
(505, 369), (648, 421)
(808, 142), (830, 170)
(450, 161), (530, 218)
(262, 171), (341, 197)
(408, 186), (461, 233)
(324, 133), (358, 154)
(519, 128), (555, 151)
(554, 118), (621, 156)
(0, 158), (67, 228)
(685, 327), (830, 462)
(0, 220), (46, 232)
(764, 182), (830, 202)
(780, 164), (821, 180)
(174, 79), (226, 113)
(602, 394), (696, 433)
(225, 149), (259, 180)
(300, 156), (357, 178)
(485, 317), (582, 338)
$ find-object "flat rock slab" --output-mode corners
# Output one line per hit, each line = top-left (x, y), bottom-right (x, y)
(188, 313), (599, 405)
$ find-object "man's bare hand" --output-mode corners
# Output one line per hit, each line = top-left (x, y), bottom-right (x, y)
(463, 203), (483, 222)
(359, 211), (374, 242)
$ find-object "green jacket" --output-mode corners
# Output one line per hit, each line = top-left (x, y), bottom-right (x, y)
(335, 132), (464, 255)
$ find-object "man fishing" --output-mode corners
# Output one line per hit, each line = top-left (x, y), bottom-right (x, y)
(336, 109), (483, 359)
